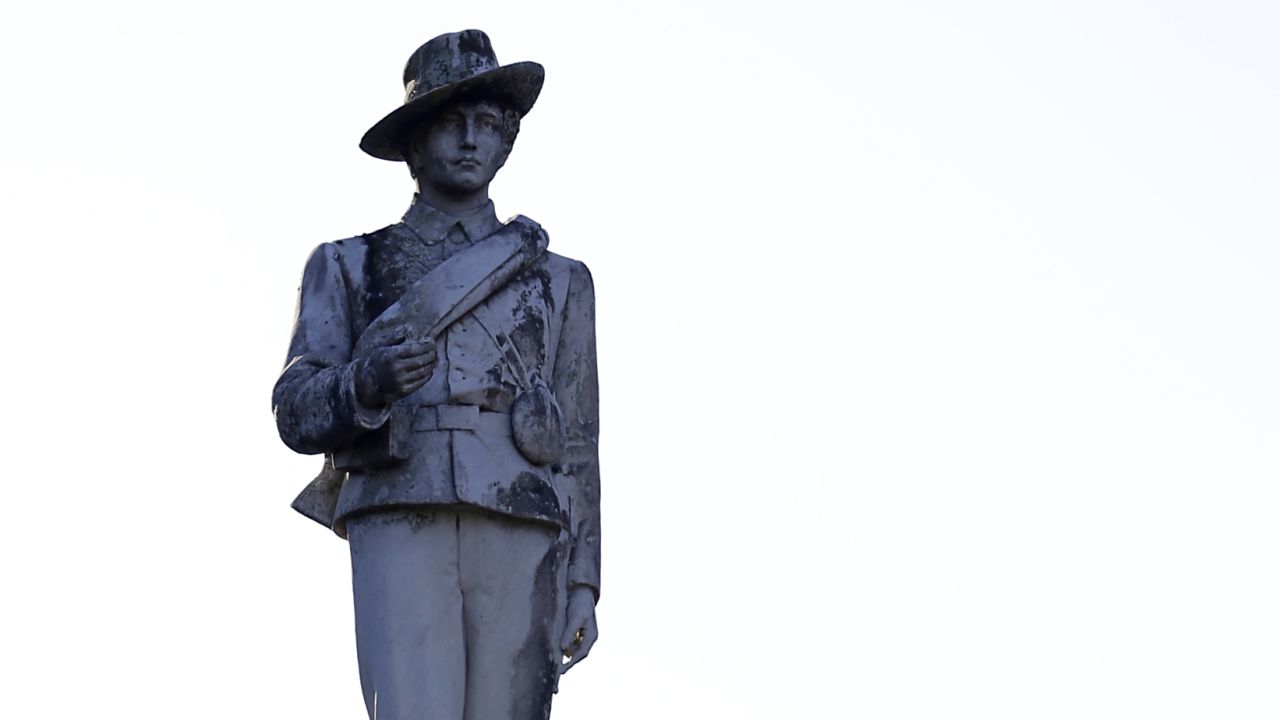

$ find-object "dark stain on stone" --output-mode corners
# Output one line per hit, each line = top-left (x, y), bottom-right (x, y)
(495, 472), (562, 523)
(514, 266), (555, 313)
(485, 362), (504, 384)
(403, 508), (438, 532)
(500, 271), (552, 375)
(360, 227), (400, 320)
(510, 537), (561, 719)
(511, 311), (546, 370)
(361, 224), (436, 320)
(457, 30), (489, 57)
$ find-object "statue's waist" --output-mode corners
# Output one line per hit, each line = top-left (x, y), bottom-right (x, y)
(333, 409), (571, 531)
(409, 404), (511, 436)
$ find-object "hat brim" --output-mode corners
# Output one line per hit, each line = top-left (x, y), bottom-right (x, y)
(359, 61), (544, 162)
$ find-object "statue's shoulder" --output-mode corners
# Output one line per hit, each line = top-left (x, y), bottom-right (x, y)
(541, 249), (591, 281)
(507, 214), (586, 280)
(313, 222), (415, 269)
(542, 250), (577, 272)
(328, 223), (413, 252)
(538, 250), (594, 316)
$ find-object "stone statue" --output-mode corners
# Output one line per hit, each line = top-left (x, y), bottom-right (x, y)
(272, 30), (600, 720)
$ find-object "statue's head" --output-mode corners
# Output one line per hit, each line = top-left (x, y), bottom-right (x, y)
(359, 29), (543, 168)
(402, 98), (521, 195)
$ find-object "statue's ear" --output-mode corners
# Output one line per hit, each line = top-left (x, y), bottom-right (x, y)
(402, 133), (423, 178)
(404, 144), (418, 177)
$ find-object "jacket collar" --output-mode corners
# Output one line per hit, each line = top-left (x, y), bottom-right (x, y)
(401, 195), (502, 244)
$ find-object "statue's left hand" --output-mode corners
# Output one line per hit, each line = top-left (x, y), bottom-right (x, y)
(558, 586), (598, 675)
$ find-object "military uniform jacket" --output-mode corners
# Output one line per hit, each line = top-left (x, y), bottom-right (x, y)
(272, 198), (601, 595)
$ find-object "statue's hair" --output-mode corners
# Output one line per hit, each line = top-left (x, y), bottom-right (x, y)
(404, 99), (521, 180)
(495, 104), (522, 150)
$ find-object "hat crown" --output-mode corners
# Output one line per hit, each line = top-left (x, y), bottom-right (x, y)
(403, 30), (501, 104)
(361, 30), (543, 161)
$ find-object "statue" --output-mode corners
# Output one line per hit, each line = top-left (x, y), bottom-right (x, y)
(271, 30), (600, 720)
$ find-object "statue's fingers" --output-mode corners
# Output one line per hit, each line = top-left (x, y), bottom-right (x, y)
(407, 368), (434, 386)
(559, 622), (582, 654)
(397, 345), (437, 365)
(401, 368), (433, 386)
(560, 640), (590, 674)
(560, 620), (595, 673)
(576, 621), (597, 658)
(399, 355), (437, 373)
(396, 340), (435, 358)
(391, 368), (431, 390)
(399, 371), (435, 394)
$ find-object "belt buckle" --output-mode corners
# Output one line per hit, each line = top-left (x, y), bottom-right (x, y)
(435, 404), (479, 431)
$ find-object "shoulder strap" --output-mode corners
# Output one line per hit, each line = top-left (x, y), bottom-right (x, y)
(353, 215), (548, 359)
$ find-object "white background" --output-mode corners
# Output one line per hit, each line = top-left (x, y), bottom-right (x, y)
(1, 1), (1277, 718)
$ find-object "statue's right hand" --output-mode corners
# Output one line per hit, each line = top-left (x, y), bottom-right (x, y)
(355, 336), (438, 408)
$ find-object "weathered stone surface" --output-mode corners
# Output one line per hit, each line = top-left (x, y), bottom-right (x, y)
(272, 29), (600, 719)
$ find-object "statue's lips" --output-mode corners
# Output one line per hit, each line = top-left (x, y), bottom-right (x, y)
(453, 157), (481, 168)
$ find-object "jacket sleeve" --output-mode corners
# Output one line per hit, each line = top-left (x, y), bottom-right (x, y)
(272, 242), (390, 456)
(552, 260), (601, 601)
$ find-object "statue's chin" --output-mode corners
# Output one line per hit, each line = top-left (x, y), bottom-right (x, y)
(429, 165), (498, 196)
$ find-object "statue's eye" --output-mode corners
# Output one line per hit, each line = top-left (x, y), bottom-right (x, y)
(478, 116), (499, 132)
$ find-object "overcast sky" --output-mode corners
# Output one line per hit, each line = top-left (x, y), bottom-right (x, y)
(2, 1), (1278, 718)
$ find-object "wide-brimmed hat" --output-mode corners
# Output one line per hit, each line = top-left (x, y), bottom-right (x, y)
(360, 30), (544, 162)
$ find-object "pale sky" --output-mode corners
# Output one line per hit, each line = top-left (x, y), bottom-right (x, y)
(2, 2), (1278, 718)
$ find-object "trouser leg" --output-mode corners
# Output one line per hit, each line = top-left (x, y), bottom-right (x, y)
(457, 510), (567, 720)
(348, 508), (466, 720)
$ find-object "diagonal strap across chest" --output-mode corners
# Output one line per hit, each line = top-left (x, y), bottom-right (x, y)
(354, 215), (549, 359)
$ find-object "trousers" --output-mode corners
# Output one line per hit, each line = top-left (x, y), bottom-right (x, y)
(347, 506), (567, 720)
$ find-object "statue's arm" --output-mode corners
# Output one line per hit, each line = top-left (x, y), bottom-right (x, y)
(272, 243), (390, 455)
(553, 260), (601, 602)
(553, 260), (601, 672)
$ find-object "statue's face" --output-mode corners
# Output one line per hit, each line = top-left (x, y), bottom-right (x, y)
(412, 99), (509, 195)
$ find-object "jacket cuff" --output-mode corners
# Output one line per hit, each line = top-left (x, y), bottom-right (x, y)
(567, 562), (600, 603)
(568, 580), (599, 605)
(344, 362), (392, 430)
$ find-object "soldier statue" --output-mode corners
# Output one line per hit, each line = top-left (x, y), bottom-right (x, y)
(272, 29), (601, 720)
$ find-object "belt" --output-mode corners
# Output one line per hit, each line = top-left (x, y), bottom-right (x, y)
(410, 405), (512, 437)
